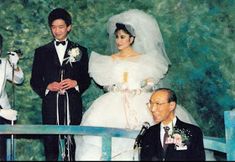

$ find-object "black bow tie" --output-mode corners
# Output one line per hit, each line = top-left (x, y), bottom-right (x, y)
(56, 41), (66, 46)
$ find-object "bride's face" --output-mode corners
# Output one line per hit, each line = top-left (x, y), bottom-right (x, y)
(115, 30), (133, 51)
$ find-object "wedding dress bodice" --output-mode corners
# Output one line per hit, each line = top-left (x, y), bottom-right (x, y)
(89, 51), (169, 90)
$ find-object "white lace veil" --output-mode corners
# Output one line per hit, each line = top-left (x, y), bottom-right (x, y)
(107, 9), (171, 65)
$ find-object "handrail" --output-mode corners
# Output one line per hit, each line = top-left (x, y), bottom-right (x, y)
(203, 136), (226, 153)
(0, 125), (139, 161)
(224, 110), (235, 160)
(0, 110), (234, 161)
(0, 125), (139, 137)
(0, 125), (229, 161)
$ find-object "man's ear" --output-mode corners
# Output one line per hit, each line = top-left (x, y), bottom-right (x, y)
(169, 102), (176, 112)
(67, 25), (72, 32)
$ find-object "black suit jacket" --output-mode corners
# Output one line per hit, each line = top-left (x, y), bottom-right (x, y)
(140, 118), (205, 161)
(30, 40), (90, 125)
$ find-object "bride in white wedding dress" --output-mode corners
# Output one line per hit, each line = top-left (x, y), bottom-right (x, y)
(75, 9), (199, 160)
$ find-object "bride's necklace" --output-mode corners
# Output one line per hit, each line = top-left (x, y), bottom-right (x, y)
(119, 53), (137, 58)
(116, 50), (140, 58)
(112, 53), (139, 61)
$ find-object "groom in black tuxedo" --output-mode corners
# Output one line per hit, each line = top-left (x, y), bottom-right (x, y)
(30, 8), (90, 161)
(140, 88), (205, 161)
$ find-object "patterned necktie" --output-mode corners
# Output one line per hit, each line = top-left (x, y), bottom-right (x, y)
(163, 126), (170, 151)
(56, 41), (66, 46)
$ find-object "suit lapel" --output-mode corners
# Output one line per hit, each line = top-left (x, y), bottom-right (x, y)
(164, 118), (184, 160)
(47, 41), (61, 67)
(163, 119), (177, 159)
(154, 125), (165, 160)
(62, 40), (73, 66)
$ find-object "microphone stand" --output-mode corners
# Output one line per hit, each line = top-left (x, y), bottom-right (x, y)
(6, 51), (22, 161)
(133, 139), (142, 161)
(133, 122), (150, 160)
(10, 64), (15, 161)
(57, 69), (72, 161)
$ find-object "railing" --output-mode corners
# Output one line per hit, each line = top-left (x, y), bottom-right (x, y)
(0, 110), (234, 161)
(1, 125), (139, 161)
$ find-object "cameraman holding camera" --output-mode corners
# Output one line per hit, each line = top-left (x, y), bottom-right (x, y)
(0, 34), (24, 160)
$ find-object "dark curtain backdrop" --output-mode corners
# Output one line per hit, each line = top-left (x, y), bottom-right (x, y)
(0, 0), (234, 160)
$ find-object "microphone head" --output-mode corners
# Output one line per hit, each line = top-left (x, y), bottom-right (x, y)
(14, 49), (23, 56)
(143, 122), (150, 129)
(7, 49), (23, 57)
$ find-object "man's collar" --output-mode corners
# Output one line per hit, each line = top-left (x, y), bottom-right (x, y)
(161, 116), (177, 130)
(54, 38), (68, 46)
(54, 38), (68, 42)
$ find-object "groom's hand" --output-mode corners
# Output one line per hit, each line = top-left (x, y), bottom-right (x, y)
(60, 79), (77, 90)
(47, 82), (62, 92)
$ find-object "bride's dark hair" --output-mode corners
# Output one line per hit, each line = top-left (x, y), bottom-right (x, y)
(114, 23), (135, 45)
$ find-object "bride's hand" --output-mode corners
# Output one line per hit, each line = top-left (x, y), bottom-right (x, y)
(141, 78), (155, 91)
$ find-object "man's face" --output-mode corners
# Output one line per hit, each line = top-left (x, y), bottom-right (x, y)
(50, 19), (71, 41)
(148, 90), (175, 124)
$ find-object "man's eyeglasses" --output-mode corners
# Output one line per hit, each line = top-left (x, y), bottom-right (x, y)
(146, 101), (169, 109)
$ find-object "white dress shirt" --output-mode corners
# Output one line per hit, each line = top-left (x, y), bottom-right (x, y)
(54, 39), (68, 65)
(160, 117), (177, 147)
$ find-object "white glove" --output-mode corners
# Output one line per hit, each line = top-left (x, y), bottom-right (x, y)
(8, 51), (19, 69)
(141, 78), (155, 92)
(0, 108), (17, 121)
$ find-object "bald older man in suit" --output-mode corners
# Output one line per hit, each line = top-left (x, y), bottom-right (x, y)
(140, 88), (205, 161)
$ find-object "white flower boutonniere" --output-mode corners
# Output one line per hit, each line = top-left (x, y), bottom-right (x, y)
(64, 47), (81, 66)
(165, 127), (192, 150)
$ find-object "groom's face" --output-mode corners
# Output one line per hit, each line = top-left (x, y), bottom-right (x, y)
(50, 19), (71, 41)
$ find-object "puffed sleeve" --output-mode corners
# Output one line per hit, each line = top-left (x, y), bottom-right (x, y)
(134, 53), (169, 85)
(89, 51), (116, 86)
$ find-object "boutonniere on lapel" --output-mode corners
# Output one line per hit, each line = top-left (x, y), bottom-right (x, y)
(165, 127), (192, 150)
(63, 45), (82, 67)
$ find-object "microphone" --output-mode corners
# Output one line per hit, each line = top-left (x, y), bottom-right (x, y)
(133, 122), (150, 149)
(7, 49), (23, 57)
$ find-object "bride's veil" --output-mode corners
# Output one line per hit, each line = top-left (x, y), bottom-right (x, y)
(106, 9), (199, 127)
(106, 9), (171, 67)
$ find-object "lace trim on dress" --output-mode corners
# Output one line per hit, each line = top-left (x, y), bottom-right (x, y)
(104, 83), (154, 129)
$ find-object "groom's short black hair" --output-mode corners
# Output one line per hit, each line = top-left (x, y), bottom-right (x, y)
(48, 8), (72, 26)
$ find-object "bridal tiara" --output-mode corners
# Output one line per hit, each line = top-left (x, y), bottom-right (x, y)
(116, 22), (136, 37)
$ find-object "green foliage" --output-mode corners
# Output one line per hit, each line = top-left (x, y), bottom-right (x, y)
(0, 0), (234, 160)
